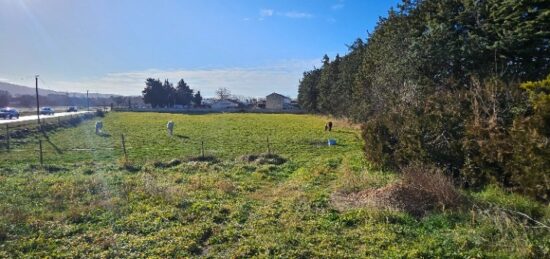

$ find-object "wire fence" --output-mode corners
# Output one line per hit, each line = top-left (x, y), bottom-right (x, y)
(0, 112), (342, 166)
(0, 112), (99, 155)
(0, 128), (299, 166)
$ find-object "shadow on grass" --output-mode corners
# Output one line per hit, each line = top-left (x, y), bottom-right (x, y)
(175, 134), (190, 140)
(96, 132), (111, 137)
(41, 131), (63, 154)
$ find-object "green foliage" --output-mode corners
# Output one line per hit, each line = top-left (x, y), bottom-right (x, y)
(297, 0), (550, 200)
(142, 78), (201, 108)
(317, 54), (341, 114)
(193, 90), (203, 106)
(507, 75), (550, 200)
(142, 78), (168, 108)
(175, 79), (194, 106)
(297, 68), (321, 112)
(471, 185), (549, 218)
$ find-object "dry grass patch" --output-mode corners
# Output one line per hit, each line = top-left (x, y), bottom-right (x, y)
(332, 165), (463, 217)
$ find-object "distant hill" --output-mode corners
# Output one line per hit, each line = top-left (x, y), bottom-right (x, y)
(0, 81), (119, 98)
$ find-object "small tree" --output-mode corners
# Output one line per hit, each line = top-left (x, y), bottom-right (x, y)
(193, 91), (203, 106)
(215, 88), (231, 100)
(142, 78), (165, 108)
(163, 79), (176, 108)
(175, 79), (194, 106)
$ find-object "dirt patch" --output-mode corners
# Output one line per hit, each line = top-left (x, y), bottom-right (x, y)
(238, 153), (286, 165)
(186, 155), (219, 163)
(152, 159), (181, 168)
(118, 160), (141, 172)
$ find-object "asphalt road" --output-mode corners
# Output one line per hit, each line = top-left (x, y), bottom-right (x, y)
(0, 111), (92, 125)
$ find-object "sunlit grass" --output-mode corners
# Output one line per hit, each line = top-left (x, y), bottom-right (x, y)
(0, 112), (548, 257)
(1, 112), (363, 165)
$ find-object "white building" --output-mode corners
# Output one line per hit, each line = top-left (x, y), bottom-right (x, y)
(266, 93), (292, 110)
(211, 99), (239, 109)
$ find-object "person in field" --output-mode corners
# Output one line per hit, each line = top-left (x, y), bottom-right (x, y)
(95, 121), (103, 134)
(325, 121), (333, 132)
(167, 121), (174, 136)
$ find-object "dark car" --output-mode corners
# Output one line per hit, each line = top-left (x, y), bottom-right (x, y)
(40, 107), (55, 115)
(0, 108), (20, 119)
(67, 106), (78, 112)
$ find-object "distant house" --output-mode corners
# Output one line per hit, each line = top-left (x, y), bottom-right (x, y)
(266, 93), (291, 110)
(211, 99), (239, 109)
(255, 99), (266, 109)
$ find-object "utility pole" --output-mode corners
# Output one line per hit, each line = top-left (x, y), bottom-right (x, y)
(87, 90), (90, 111)
(35, 75), (41, 126)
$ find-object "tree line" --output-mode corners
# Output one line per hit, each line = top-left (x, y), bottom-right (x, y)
(298, 0), (550, 201)
(142, 78), (203, 108)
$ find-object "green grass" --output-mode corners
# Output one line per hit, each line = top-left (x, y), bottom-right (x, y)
(0, 112), (548, 258)
(1, 112), (363, 166)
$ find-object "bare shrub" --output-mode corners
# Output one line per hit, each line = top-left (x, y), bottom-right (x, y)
(401, 164), (463, 213)
(332, 164), (463, 217)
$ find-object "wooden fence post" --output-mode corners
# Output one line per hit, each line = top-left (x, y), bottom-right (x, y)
(121, 134), (128, 162)
(39, 139), (43, 166)
(201, 140), (205, 158)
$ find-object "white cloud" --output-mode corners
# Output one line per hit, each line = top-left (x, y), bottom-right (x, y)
(257, 9), (313, 20)
(259, 9), (274, 17)
(46, 59), (321, 98)
(331, 0), (345, 10)
(331, 4), (344, 10)
(278, 11), (313, 19)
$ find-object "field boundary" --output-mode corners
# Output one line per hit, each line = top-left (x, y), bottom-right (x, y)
(0, 129), (302, 166)
(0, 112), (98, 151)
(113, 107), (306, 114)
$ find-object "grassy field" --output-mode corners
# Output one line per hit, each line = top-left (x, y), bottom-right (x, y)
(0, 112), (548, 257)
(0, 112), (363, 165)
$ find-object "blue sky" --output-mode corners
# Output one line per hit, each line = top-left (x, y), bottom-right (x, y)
(0, 0), (401, 97)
